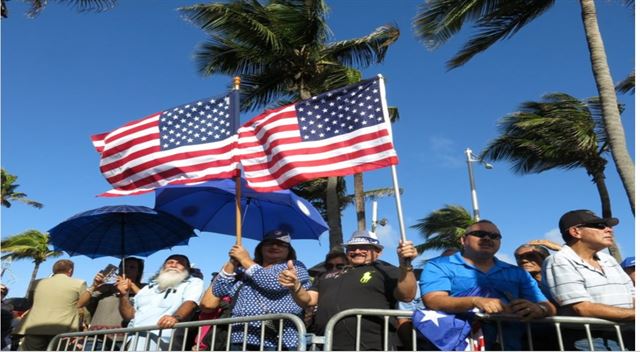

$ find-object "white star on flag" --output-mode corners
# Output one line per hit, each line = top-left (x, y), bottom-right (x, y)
(419, 310), (448, 327)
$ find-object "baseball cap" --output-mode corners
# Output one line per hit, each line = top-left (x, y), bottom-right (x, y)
(620, 256), (635, 269)
(165, 254), (191, 269)
(559, 209), (619, 233)
(263, 229), (291, 244)
(343, 230), (383, 250)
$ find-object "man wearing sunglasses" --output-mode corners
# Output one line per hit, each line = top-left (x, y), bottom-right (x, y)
(543, 209), (634, 351)
(420, 220), (555, 350)
(279, 230), (417, 350)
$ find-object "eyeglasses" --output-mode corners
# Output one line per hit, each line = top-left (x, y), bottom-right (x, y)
(576, 222), (609, 230)
(465, 231), (502, 240)
(325, 263), (346, 270)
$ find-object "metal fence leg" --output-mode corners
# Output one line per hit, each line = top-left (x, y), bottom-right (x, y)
(584, 324), (594, 351)
(355, 315), (362, 351)
(526, 322), (533, 350)
(614, 324), (625, 351)
(554, 323), (564, 351)
(383, 315), (389, 351)
(496, 320), (504, 350)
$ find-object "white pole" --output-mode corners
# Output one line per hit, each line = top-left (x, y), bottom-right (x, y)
(465, 148), (481, 221)
(390, 164), (407, 242)
(371, 199), (379, 232)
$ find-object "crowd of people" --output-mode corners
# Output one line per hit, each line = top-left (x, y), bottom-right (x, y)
(0, 209), (635, 351)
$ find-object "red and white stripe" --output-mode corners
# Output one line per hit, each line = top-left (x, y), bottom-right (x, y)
(92, 113), (238, 197)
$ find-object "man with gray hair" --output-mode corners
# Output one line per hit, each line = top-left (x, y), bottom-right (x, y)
(117, 254), (203, 350)
(543, 210), (634, 350)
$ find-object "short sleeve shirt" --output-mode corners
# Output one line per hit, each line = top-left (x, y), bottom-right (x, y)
(543, 245), (634, 309)
(420, 252), (546, 303)
(130, 276), (204, 329)
(310, 261), (400, 351)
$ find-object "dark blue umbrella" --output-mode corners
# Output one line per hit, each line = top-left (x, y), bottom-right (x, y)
(49, 205), (196, 259)
(154, 178), (328, 241)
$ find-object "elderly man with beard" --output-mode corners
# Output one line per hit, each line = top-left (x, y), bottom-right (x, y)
(279, 230), (418, 350)
(420, 220), (556, 350)
(117, 254), (203, 350)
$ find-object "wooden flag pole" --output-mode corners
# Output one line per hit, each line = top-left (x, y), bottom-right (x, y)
(232, 76), (242, 245)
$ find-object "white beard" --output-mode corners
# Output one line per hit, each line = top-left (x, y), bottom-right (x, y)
(155, 269), (188, 291)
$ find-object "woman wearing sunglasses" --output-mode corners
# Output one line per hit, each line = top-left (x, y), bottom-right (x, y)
(210, 230), (310, 351)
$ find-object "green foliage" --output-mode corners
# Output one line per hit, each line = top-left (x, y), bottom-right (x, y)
(181, 0), (399, 110)
(1, 230), (62, 264)
(411, 204), (472, 253)
(1, 168), (43, 209)
(481, 93), (610, 179)
(413, 0), (554, 69)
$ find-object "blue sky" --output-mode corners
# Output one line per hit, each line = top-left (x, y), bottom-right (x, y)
(1, 0), (635, 297)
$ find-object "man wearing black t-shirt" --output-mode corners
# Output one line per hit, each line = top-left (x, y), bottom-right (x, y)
(279, 230), (417, 350)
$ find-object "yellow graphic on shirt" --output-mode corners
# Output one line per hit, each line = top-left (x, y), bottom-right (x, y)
(360, 271), (375, 284)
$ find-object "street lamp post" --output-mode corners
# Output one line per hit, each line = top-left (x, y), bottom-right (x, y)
(465, 148), (493, 221)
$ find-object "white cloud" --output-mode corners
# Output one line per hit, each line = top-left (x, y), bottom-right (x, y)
(496, 251), (515, 265)
(375, 223), (400, 249)
(427, 136), (463, 168)
(543, 228), (563, 245)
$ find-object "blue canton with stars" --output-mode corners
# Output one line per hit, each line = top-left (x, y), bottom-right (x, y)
(294, 78), (385, 141)
(159, 95), (233, 150)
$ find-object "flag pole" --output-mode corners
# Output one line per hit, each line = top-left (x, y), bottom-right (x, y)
(232, 76), (242, 245)
(377, 74), (407, 243)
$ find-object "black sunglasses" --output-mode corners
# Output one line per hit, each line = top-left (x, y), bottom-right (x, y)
(465, 230), (502, 240)
(577, 222), (609, 230)
(325, 263), (346, 270)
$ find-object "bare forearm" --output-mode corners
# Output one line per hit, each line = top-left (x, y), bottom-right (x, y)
(200, 287), (221, 313)
(423, 294), (475, 313)
(77, 290), (92, 308)
(172, 301), (197, 322)
(290, 285), (317, 308)
(118, 295), (135, 321)
(394, 269), (417, 302)
(571, 302), (635, 321)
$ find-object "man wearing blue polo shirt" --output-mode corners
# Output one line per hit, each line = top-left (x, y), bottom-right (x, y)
(420, 220), (556, 350)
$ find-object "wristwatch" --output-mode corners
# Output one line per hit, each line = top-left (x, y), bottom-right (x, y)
(400, 264), (414, 272)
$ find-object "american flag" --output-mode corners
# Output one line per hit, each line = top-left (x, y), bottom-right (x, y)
(237, 76), (398, 192)
(92, 94), (239, 196)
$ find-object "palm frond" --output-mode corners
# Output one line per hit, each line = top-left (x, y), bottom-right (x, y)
(446, 0), (555, 69)
(616, 71), (635, 94)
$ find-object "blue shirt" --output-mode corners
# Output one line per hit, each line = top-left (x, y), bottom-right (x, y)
(420, 252), (546, 304)
(420, 252), (547, 350)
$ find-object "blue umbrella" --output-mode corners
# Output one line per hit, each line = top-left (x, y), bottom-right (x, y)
(49, 205), (196, 259)
(154, 178), (328, 241)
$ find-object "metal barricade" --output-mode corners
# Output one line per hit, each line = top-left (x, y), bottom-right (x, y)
(322, 308), (413, 351)
(46, 313), (307, 351)
(475, 313), (635, 351)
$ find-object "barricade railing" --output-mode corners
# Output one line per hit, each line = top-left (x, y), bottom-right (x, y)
(46, 313), (307, 351)
(321, 308), (635, 351)
(475, 312), (635, 351)
(322, 308), (412, 351)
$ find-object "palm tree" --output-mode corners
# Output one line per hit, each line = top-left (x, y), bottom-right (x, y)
(181, 0), (399, 249)
(411, 204), (472, 253)
(414, 0), (635, 215)
(481, 92), (622, 260)
(1, 0), (116, 18)
(1, 230), (63, 297)
(1, 168), (43, 209)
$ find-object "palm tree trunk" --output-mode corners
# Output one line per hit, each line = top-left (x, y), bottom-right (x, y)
(592, 170), (621, 261)
(25, 260), (41, 298)
(580, 0), (635, 214)
(326, 176), (343, 250)
(354, 173), (366, 231)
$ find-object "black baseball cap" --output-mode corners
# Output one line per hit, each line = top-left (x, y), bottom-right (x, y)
(165, 254), (191, 269)
(559, 209), (619, 233)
